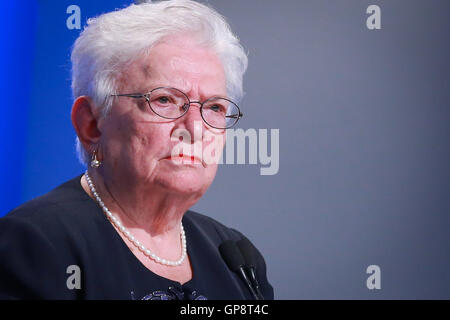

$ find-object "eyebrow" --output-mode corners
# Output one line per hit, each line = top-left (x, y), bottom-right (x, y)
(142, 84), (229, 100)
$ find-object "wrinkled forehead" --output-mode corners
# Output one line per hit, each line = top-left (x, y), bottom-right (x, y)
(169, 56), (204, 76)
(118, 38), (227, 97)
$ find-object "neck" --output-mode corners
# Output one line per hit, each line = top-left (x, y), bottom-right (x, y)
(81, 169), (199, 239)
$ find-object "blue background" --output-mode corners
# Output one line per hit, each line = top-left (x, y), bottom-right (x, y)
(1, 0), (450, 299)
(1, 0), (133, 212)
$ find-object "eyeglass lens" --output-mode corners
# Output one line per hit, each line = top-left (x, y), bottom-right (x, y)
(147, 87), (240, 129)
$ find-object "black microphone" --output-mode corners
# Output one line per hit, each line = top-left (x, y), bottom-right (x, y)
(237, 238), (265, 300)
(219, 240), (260, 300)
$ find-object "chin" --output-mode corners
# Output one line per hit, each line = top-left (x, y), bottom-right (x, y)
(155, 170), (214, 195)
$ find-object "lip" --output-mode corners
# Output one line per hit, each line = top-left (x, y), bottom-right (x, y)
(163, 154), (203, 165)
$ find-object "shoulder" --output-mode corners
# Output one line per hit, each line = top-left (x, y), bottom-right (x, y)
(183, 210), (244, 243)
(0, 174), (105, 263)
(5, 174), (88, 219)
(0, 175), (97, 299)
(2, 175), (99, 235)
(0, 174), (92, 246)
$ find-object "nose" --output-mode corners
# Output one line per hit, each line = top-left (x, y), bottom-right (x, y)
(177, 101), (205, 143)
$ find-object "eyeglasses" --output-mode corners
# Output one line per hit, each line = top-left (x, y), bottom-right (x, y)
(111, 86), (243, 129)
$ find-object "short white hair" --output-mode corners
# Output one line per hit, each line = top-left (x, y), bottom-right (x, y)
(71, 0), (248, 165)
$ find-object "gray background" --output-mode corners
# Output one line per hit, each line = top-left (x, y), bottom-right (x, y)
(190, 0), (450, 299)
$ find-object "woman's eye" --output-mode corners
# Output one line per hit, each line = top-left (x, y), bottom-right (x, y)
(157, 96), (170, 103)
(210, 104), (224, 112)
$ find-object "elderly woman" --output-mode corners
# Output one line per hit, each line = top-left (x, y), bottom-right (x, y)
(0, 0), (273, 300)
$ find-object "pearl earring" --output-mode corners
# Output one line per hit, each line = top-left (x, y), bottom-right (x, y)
(90, 149), (102, 168)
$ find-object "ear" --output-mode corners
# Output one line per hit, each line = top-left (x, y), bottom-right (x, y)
(71, 96), (102, 153)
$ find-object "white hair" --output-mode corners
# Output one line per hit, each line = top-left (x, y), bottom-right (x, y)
(71, 0), (248, 165)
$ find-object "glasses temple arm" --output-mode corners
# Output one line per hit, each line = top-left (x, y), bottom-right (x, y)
(111, 93), (147, 99)
(226, 112), (243, 119)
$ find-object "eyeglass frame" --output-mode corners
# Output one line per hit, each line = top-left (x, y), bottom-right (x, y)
(110, 86), (243, 129)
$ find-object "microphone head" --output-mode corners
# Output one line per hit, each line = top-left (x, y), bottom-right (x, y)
(236, 238), (258, 268)
(219, 240), (246, 272)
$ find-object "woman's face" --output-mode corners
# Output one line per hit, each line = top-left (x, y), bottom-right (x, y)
(98, 37), (227, 196)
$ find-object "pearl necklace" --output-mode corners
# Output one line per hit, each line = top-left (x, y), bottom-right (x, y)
(85, 171), (187, 266)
